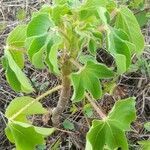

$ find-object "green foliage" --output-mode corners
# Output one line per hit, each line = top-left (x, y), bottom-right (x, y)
(71, 60), (114, 101)
(63, 120), (75, 130)
(7, 25), (27, 48)
(135, 10), (149, 27)
(0, 22), (6, 33)
(107, 28), (131, 74)
(3, 49), (33, 93)
(5, 96), (47, 122)
(5, 96), (55, 150)
(6, 25), (27, 68)
(83, 104), (93, 117)
(86, 98), (136, 150)
(16, 8), (26, 21)
(138, 140), (150, 150)
(138, 122), (150, 150)
(27, 14), (53, 37)
(144, 122), (150, 131)
(2, 0), (145, 149)
(115, 6), (144, 54)
(129, 0), (144, 8)
(5, 121), (55, 150)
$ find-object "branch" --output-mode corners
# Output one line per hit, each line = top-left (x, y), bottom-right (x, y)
(9, 85), (62, 121)
(85, 93), (106, 119)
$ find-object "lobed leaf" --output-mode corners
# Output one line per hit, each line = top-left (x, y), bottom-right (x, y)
(27, 13), (53, 37)
(71, 60), (114, 101)
(135, 10), (149, 27)
(27, 34), (48, 69)
(138, 140), (150, 150)
(48, 34), (62, 74)
(52, 4), (71, 25)
(4, 49), (34, 93)
(82, 0), (108, 9)
(5, 96), (55, 150)
(107, 28), (131, 74)
(144, 122), (150, 131)
(6, 25), (27, 68)
(26, 12), (62, 73)
(10, 50), (24, 69)
(5, 96), (47, 122)
(5, 121), (55, 150)
(86, 97), (136, 150)
(63, 120), (75, 130)
(115, 6), (144, 54)
(54, 0), (68, 5)
(7, 25), (27, 47)
(88, 39), (97, 55)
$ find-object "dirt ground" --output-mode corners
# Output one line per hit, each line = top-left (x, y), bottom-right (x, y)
(0, 0), (150, 149)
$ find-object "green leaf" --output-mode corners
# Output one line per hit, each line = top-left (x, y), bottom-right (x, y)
(115, 54), (127, 75)
(107, 28), (131, 74)
(79, 0), (108, 20)
(79, 54), (96, 64)
(138, 140), (150, 150)
(63, 120), (75, 130)
(5, 121), (55, 150)
(5, 96), (55, 150)
(71, 60), (114, 101)
(10, 50), (24, 69)
(86, 97), (136, 150)
(34, 126), (55, 136)
(5, 96), (47, 122)
(45, 39), (54, 71)
(88, 39), (97, 54)
(27, 34), (48, 69)
(107, 98), (136, 130)
(7, 25), (27, 47)
(27, 29), (62, 73)
(2, 57), (21, 92)
(115, 6), (144, 53)
(106, 0), (117, 12)
(54, 0), (68, 5)
(48, 34), (62, 74)
(27, 13), (54, 37)
(52, 4), (71, 25)
(129, 0), (144, 8)
(135, 10), (149, 27)
(97, 6), (109, 25)
(16, 8), (26, 21)
(6, 25), (27, 68)
(4, 49), (34, 93)
(5, 126), (15, 143)
(36, 144), (46, 150)
(6, 122), (44, 150)
(144, 122), (150, 131)
(83, 104), (93, 117)
(82, 0), (107, 9)
(6, 65), (21, 92)
(67, 0), (82, 8)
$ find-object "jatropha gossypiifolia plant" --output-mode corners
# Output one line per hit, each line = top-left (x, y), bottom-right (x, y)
(2, 0), (145, 149)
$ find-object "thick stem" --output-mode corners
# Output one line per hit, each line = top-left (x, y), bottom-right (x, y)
(52, 60), (71, 127)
